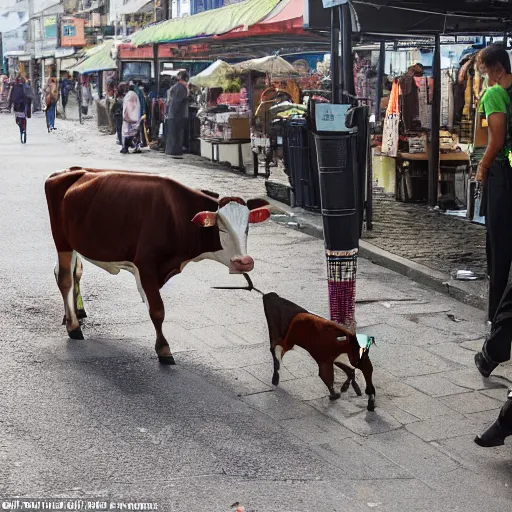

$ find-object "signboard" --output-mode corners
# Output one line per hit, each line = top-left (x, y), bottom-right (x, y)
(44, 16), (57, 39)
(61, 18), (86, 47)
(321, 0), (348, 7)
(304, 0), (335, 29)
(315, 104), (354, 132)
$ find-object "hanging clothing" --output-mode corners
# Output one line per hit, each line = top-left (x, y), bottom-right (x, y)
(398, 74), (419, 132)
(381, 80), (400, 157)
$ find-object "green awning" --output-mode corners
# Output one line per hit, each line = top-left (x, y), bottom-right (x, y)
(130, 0), (281, 47)
(67, 40), (117, 74)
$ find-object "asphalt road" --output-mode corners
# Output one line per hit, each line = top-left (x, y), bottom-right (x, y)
(0, 112), (511, 512)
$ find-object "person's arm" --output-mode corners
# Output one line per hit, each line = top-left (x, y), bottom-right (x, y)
(477, 88), (508, 182)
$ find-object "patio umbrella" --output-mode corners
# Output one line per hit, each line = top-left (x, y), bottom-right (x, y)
(234, 55), (299, 76)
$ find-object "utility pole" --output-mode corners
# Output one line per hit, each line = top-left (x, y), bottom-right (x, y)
(27, 0), (35, 94)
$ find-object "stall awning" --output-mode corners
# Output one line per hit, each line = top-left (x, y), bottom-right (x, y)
(304, 0), (512, 35)
(130, 0), (281, 47)
(216, 0), (305, 39)
(66, 40), (117, 74)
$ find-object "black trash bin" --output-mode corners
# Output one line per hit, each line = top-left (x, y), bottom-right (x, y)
(284, 119), (321, 211)
(312, 132), (359, 251)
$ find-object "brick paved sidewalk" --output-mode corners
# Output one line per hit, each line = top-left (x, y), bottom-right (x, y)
(364, 194), (487, 276)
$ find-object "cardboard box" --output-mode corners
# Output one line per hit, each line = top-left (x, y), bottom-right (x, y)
(228, 117), (250, 140)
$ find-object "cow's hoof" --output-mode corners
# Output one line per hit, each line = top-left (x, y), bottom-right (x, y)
(77, 309), (87, 320)
(329, 393), (341, 401)
(68, 327), (84, 340)
(158, 354), (176, 365)
(272, 372), (280, 386)
(367, 395), (376, 411)
(352, 380), (363, 397)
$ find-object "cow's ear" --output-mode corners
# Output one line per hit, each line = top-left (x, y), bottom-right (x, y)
(247, 198), (270, 210)
(249, 206), (271, 224)
(192, 211), (217, 227)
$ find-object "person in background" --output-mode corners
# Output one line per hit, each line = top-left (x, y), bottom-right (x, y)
(111, 82), (127, 146)
(121, 83), (141, 154)
(165, 70), (189, 159)
(7, 74), (29, 143)
(60, 72), (73, 118)
(44, 77), (59, 132)
(81, 77), (93, 116)
(473, 44), (512, 378)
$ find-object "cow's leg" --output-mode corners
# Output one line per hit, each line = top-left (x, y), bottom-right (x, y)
(358, 355), (376, 411)
(319, 362), (340, 401)
(334, 361), (362, 396)
(140, 272), (175, 365)
(55, 251), (83, 340)
(74, 255), (87, 320)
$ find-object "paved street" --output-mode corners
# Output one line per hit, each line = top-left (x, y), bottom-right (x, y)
(1, 112), (511, 511)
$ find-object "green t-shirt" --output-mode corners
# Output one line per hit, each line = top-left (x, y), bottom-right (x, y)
(479, 84), (512, 162)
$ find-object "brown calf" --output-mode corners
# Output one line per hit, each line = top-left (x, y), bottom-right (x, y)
(263, 292), (376, 411)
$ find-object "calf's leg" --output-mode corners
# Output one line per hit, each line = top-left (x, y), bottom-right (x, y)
(335, 361), (362, 396)
(140, 272), (175, 365)
(56, 251), (83, 340)
(319, 362), (340, 401)
(358, 355), (376, 411)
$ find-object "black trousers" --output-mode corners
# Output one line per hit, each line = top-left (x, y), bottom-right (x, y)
(486, 160), (512, 322)
(483, 282), (512, 363)
(497, 397), (512, 433)
(62, 95), (68, 110)
(165, 118), (185, 156)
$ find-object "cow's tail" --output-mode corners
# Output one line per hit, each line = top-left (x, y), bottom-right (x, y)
(45, 167), (88, 252)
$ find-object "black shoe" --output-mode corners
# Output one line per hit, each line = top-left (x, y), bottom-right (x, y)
(474, 420), (506, 447)
(475, 352), (498, 378)
(120, 148), (128, 154)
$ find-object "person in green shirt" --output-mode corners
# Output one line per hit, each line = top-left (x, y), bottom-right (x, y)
(474, 44), (512, 379)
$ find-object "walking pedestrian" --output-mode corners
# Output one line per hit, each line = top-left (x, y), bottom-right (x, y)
(165, 70), (189, 159)
(81, 77), (93, 116)
(121, 84), (141, 154)
(7, 74), (29, 144)
(111, 82), (127, 146)
(60, 73), (73, 118)
(473, 45), (512, 377)
(44, 77), (59, 132)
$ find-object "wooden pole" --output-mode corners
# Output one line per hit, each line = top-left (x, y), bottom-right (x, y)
(153, 44), (160, 96)
(375, 41), (385, 122)
(428, 33), (441, 207)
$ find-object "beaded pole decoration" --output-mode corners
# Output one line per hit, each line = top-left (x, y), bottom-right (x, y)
(326, 248), (358, 330)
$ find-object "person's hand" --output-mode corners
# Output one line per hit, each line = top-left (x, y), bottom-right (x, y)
(477, 162), (488, 183)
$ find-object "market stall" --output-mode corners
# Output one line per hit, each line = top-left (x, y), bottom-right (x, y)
(190, 59), (253, 171)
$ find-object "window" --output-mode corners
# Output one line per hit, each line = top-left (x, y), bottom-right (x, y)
(63, 24), (77, 37)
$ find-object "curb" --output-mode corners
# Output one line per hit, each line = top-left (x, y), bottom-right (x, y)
(266, 197), (487, 312)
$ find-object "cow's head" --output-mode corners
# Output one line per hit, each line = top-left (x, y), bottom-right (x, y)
(192, 197), (271, 273)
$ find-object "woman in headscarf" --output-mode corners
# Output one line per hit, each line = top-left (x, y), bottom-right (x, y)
(7, 74), (29, 143)
(121, 84), (141, 154)
(44, 77), (59, 132)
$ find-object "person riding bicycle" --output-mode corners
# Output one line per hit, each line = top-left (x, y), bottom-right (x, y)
(7, 74), (29, 144)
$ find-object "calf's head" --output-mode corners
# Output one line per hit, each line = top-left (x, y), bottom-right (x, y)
(192, 197), (271, 273)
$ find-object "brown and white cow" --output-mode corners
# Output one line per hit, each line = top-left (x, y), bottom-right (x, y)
(45, 167), (271, 364)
